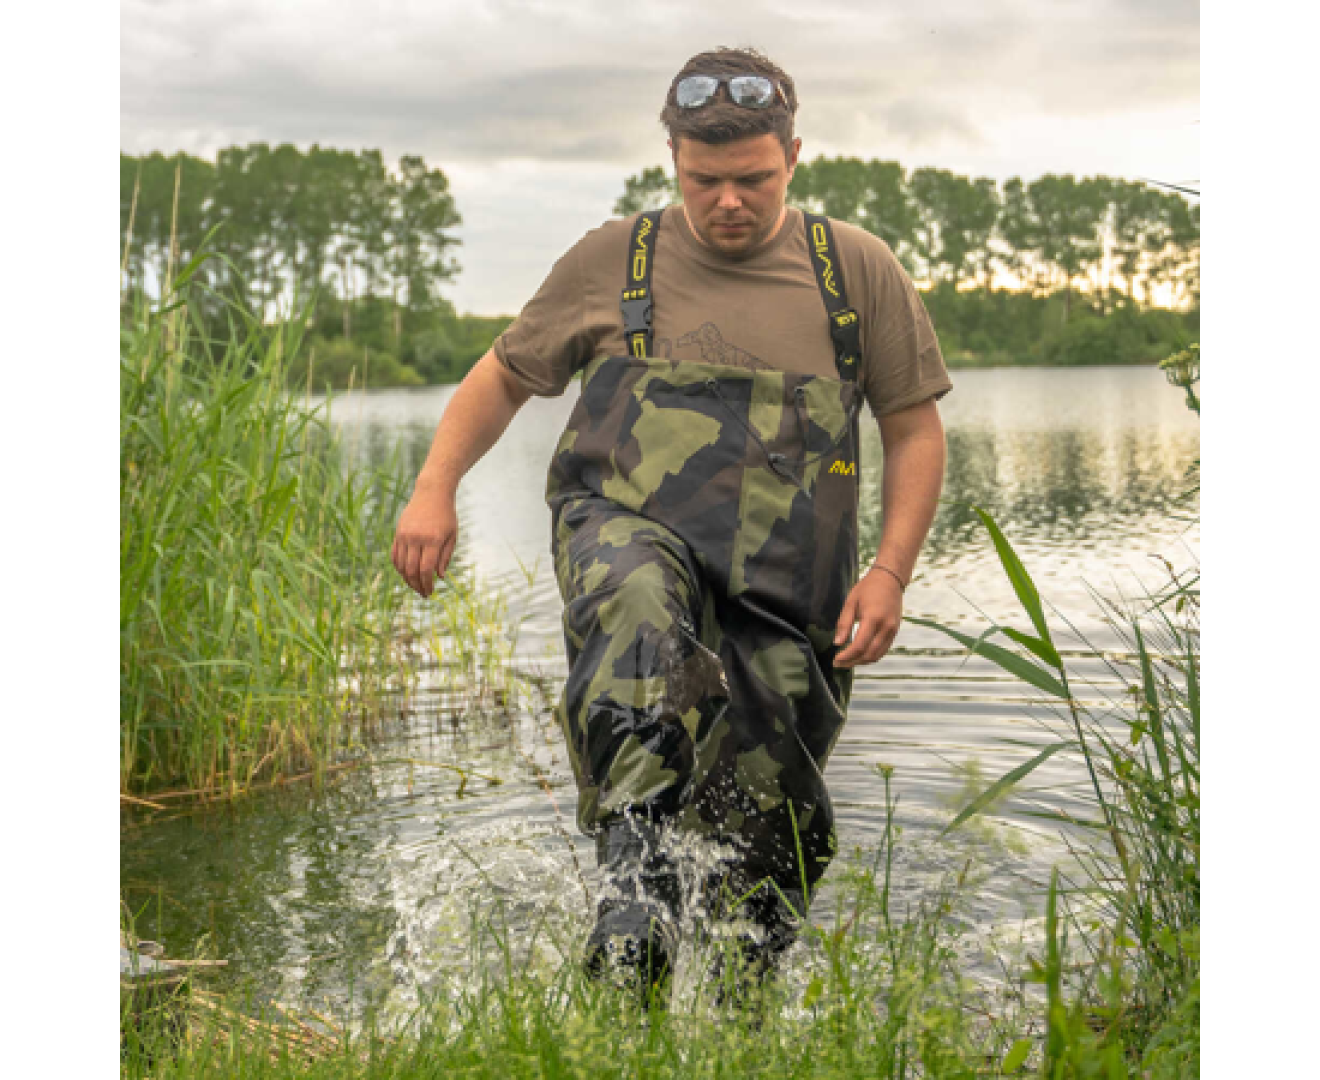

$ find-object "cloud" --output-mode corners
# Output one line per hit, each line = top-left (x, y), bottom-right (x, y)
(120, 0), (1198, 313)
(122, 0), (1198, 166)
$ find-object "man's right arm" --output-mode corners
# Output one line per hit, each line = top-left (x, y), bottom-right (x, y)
(390, 348), (533, 597)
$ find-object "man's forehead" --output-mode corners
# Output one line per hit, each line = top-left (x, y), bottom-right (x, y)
(673, 134), (786, 173)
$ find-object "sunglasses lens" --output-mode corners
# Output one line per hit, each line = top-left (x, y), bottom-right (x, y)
(729, 76), (775, 108)
(677, 76), (720, 108)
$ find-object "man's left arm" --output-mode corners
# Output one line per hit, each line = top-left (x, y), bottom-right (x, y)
(833, 398), (947, 668)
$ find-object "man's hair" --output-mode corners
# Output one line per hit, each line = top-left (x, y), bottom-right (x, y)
(660, 47), (798, 156)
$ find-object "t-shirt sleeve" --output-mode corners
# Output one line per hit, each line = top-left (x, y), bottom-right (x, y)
(841, 225), (953, 419)
(493, 239), (597, 398)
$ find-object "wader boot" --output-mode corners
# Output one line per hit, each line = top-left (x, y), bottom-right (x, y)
(701, 870), (807, 1007)
(584, 816), (682, 999)
(548, 211), (865, 990)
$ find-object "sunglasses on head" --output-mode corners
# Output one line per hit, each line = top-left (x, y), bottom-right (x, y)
(675, 74), (787, 110)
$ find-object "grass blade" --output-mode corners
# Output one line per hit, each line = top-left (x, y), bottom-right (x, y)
(940, 741), (1074, 836)
(970, 504), (1060, 667)
(906, 616), (1069, 700)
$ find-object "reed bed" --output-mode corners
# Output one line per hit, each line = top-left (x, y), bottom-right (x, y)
(120, 263), (533, 801)
(120, 269), (413, 796)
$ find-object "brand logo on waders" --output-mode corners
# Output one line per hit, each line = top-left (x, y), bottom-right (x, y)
(811, 223), (839, 298)
(829, 460), (855, 476)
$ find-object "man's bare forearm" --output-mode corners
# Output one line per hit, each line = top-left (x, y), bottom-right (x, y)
(833, 399), (945, 666)
(392, 349), (533, 596)
(872, 399), (947, 584)
(414, 349), (533, 496)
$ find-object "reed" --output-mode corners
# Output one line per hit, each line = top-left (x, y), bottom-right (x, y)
(121, 262), (542, 801)
(121, 251), (437, 798)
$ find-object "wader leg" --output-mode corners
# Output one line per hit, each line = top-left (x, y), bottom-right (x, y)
(701, 867), (808, 1007)
(682, 593), (850, 991)
(552, 495), (728, 994)
(552, 496), (849, 993)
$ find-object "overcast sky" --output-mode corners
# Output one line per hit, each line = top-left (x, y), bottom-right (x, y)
(122, 0), (1199, 315)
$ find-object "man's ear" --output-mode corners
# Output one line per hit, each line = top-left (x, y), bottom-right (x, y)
(786, 136), (802, 176)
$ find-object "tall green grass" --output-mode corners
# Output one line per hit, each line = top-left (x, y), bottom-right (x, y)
(121, 265), (412, 797)
(911, 352), (1200, 1070)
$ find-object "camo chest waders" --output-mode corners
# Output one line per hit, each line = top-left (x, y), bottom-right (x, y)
(547, 211), (865, 986)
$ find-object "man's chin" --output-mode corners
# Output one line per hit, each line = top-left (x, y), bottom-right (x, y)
(707, 228), (759, 258)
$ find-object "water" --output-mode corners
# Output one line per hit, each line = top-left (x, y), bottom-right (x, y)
(120, 364), (1199, 1016)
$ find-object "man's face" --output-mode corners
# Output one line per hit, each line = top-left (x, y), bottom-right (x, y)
(671, 133), (801, 258)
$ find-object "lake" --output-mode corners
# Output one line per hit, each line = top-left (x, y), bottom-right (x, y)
(120, 364), (1199, 1017)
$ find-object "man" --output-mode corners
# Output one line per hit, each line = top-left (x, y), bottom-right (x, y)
(391, 47), (950, 1001)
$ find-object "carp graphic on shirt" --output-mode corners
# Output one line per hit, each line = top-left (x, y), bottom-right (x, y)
(675, 322), (771, 372)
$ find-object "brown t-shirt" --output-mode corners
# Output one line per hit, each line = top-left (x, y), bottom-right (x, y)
(494, 205), (952, 420)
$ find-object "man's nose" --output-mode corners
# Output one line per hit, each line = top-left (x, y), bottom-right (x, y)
(717, 185), (742, 211)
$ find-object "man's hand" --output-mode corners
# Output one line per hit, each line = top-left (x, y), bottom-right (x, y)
(833, 568), (904, 668)
(392, 483), (458, 598)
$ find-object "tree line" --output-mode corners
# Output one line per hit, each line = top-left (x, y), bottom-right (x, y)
(617, 160), (1199, 313)
(617, 159), (1199, 367)
(120, 146), (504, 387)
(120, 145), (1198, 386)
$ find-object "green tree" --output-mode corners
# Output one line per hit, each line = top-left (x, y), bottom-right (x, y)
(212, 144), (271, 313)
(351, 150), (395, 304)
(613, 166), (679, 215)
(1024, 174), (1107, 323)
(1144, 191), (1200, 309)
(789, 157), (920, 271)
(909, 168), (1000, 286)
(995, 177), (1047, 296)
(288, 146), (344, 300)
(389, 155), (463, 344)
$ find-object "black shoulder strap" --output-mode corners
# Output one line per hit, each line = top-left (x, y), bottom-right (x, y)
(620, 210), (662, 358)
(803, 212), (861, 382)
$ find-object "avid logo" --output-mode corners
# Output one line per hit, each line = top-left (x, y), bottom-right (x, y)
(632, 217), (653, 282)
(828, 460), (855, 476)
(811, 222), (839, 298)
